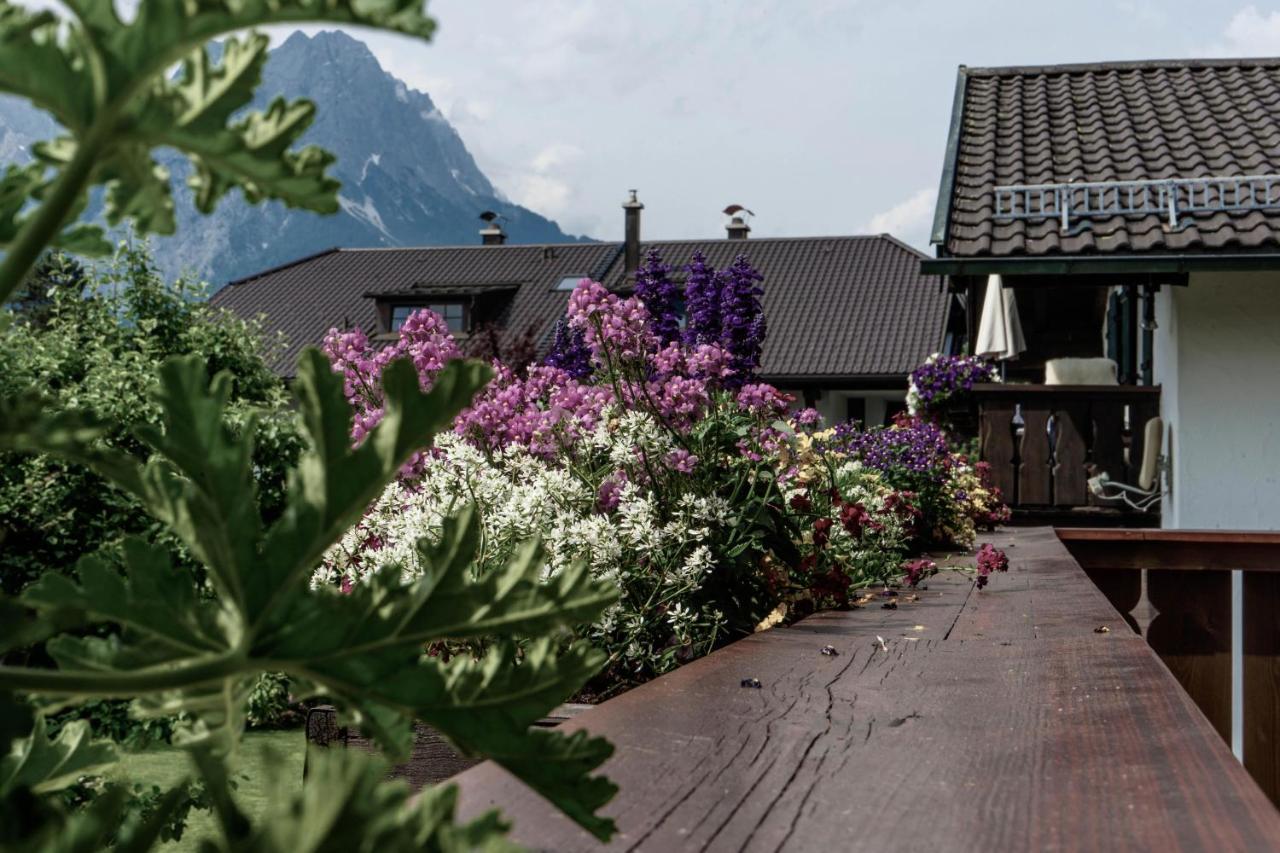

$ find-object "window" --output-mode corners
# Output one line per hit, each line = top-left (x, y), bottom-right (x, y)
(555, 275), (587, 292)
(673, 295), (687, 330)
(390, 303), (467, 333)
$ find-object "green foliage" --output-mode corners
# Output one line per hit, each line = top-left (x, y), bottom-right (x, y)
(0, 242), (300, 597)
(1, 352), (619, 844)
(195, 746), (517, 852)
(4, 250), (87, 328)
(1, 717), (117, 796)
(245, 674), (298, 730)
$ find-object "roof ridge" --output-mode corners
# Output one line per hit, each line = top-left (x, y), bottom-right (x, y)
(875, 232), (932, 259)
(224, 246), (341, 287)
(965, 57), (1280, 77)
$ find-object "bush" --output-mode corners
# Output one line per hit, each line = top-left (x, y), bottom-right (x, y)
(0, 244), (302, 596)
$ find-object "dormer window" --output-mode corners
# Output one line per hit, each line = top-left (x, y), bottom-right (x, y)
(390, 302), (468, 332)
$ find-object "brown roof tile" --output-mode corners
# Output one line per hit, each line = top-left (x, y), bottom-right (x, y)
(936, 58), (1280, 258)
(210, 235), (947, 381)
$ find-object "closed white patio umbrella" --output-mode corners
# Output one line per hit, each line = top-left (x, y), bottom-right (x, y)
(974, 274), (1026, 361)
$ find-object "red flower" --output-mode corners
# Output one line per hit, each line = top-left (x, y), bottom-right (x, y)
(839, 502), (869, 537)
(813, 517), (834, 547)
(790, 492), (812, 512)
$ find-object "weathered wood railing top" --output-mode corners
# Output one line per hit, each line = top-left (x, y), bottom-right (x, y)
(451, 527), (1280, 852)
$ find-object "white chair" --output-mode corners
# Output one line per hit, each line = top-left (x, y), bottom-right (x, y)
(1087, 417), (1163, 511)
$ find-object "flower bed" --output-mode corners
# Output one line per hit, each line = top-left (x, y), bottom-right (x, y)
(319, 250), (1008, 697)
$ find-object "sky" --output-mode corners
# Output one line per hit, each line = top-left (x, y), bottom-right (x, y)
(32, 1), (1280, 249)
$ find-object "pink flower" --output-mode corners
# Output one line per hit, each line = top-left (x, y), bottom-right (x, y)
(664, 448), (699, 474)
(736, 383), (792, 418)
(975, 543), (1009, 589)
(567, 279), (658, 363)
(795, 407), (821, 428)
(323, 308), (462, 452)
(597, 470), (628, 512)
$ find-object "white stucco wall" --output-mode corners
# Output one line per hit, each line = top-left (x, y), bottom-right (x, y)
(809, 389), (905, 428)
(1154, 272), (1280, 530)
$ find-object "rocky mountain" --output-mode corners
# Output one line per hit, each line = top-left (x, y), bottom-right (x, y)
(0, 30), (583, 288)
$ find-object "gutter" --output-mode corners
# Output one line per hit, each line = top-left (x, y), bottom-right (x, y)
(920, 252), (1280, 277)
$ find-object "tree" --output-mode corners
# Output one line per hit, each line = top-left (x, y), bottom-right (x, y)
(4, 251), (87, 328)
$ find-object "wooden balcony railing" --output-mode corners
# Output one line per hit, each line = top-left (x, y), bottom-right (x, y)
(442, 528), (1280, 850)
(1058, 528), (1280, 805)
(971, 384), (1160, 511)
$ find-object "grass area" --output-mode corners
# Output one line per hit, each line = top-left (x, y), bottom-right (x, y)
(112, 730), (305, 851)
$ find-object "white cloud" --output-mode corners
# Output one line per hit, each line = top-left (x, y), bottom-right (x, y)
(865, 188), (936, 248)
(1204, 5), (1280, 56)
(492, 144), (586, 224)
(531, 143), (583, 174)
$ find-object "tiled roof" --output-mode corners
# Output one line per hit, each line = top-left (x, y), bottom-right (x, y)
(936, 58), (1280, 258)
(210, 235), (946, 381)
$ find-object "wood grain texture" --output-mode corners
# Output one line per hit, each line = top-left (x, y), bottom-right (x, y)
(980, 401), (1018, 502)
(1245, 571), (1280, 806)
(1019, 407), (1052, 505)
(451, 528), (1280, 851)
(1052, 405), (1089, 506)
(1146, 569), (1233, 742)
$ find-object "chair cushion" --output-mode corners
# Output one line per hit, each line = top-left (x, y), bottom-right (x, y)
(1044, 357), (1118, 386)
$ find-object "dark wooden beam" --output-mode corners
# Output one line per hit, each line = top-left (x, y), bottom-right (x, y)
(1057, 528), (1280, 571)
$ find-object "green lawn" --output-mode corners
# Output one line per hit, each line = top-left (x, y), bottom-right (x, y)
(113, 730), (305, 851)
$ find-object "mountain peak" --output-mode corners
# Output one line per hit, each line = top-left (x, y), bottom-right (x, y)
(277, 28), (375, 59)
(0, 30), (584, 287)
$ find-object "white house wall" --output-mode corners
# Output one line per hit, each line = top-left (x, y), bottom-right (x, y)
(1155, 271), (1280, 530)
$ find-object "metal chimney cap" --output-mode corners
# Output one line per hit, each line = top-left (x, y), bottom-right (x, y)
(623, 189), (644, 209)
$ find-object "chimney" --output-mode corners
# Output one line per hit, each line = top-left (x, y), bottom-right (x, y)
(623, 189), (643, 277)
(723, 204), (753, 239)
(478, 210), (506, 245)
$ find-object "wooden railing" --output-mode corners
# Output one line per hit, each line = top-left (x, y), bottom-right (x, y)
(1059, 528), (1280, 806)
(443, 528), (1280, 849)
(972, 384), (1160, 511)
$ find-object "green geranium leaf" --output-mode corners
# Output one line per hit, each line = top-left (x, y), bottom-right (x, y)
(0, 717), (117, 796)
(1, 349), (620, 837)
(193, 746), (517, 852)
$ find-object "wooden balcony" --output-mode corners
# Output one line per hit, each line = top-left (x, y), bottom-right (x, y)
(445, 528), (1280, 850)
(970, 383), (1161, 522)
(1059, 528), (1280, 805)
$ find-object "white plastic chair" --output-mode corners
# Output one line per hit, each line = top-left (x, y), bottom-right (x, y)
(1087, 416), (1163, 511)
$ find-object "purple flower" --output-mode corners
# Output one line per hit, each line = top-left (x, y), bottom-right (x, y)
(634, 249), (682, 345)
(830, 417), (953, 485)
(544, 318), (593, 379)
(909, 354), (997, 415)
(683, 251), (720, 349)
(716, 254), (767, 386)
